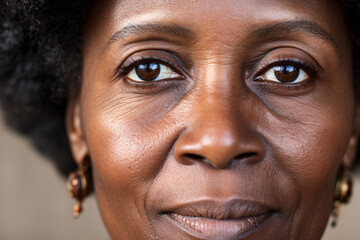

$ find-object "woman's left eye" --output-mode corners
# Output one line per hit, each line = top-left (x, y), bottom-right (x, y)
(261, 65), (309, 83)
(126, 62), (182, 82)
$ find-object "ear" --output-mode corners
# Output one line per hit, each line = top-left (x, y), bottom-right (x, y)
(66, 97), (89, 166)
(342, 104), (360, 168)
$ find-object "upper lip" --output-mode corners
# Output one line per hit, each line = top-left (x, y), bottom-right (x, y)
(162, 198), (275, 220)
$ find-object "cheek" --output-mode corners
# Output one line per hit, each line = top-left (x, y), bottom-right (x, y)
(85, 111), (157, 238)
(86, 92), (183, 189)
(81, 87), (184, 238)
(269, 107), (349, 182)
(261, 88), (355, 236)
(261, 69), (355, 188)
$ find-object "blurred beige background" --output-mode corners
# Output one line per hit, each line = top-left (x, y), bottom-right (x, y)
(0, 110), (359, 240)
(0, 111), (110, 240)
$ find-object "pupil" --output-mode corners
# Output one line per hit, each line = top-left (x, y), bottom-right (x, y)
(274, 65), (300, 82)
(135, 63), (161, 81)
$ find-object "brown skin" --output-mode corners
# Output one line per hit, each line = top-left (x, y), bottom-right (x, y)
(67, 0), (359, 239)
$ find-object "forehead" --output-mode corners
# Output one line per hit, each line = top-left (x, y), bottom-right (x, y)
(90, 0), (343, 27)
(86, 0), (348, 48)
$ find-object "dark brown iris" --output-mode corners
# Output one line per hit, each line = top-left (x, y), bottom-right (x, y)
(135, 63), (161, 81)
(274, 65), (300, 82)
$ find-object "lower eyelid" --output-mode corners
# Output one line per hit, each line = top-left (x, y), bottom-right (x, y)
(250, 78), (314, 96)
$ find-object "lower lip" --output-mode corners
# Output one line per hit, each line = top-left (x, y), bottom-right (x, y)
(168, 212), (271, 239)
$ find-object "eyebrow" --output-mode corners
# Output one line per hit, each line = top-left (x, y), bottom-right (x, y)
(102, 20), (337, 55)
(249, 20), (338, 48)
(103, 23), (196, 52)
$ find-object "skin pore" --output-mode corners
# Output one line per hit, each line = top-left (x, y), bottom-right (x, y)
(67, 0), (358, 239)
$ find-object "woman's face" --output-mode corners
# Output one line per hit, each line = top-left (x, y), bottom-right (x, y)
(68, 0), (357, 239)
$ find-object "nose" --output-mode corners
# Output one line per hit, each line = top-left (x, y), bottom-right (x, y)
(174, 83), (265, 169)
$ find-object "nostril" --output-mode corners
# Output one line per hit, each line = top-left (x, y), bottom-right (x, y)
(235, 152), (257, 160)
(181, 152), (259, 168)
(232, 152), (259, 165)
(182, 153), (205, 165)
(184, 153), (204, 160)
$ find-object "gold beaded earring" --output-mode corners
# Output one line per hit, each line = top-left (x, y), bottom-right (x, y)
(67, 162), (91, 218)
(331, 167), (353, 227)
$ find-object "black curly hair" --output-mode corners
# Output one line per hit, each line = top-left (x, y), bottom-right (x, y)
(0, 0), (93, 175)
(1, 0), (360, 176)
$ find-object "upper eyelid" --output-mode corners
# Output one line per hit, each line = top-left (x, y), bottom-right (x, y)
(245, 46), (323, 76)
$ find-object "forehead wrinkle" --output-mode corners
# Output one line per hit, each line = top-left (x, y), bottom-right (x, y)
(249, 19), (338, 49)
(102, 23), (196, 54)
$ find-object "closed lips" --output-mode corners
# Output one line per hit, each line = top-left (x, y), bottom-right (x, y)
(162, 199), (277, 239)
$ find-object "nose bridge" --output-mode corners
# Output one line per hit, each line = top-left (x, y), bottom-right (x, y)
(174, 64), (263, 169)
(197, 75), (239, 136)
(195, 63), (244, 145)
(197, 62), (241, 115)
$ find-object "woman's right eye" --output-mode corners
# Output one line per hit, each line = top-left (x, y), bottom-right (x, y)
(126, 62), (182, 83)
